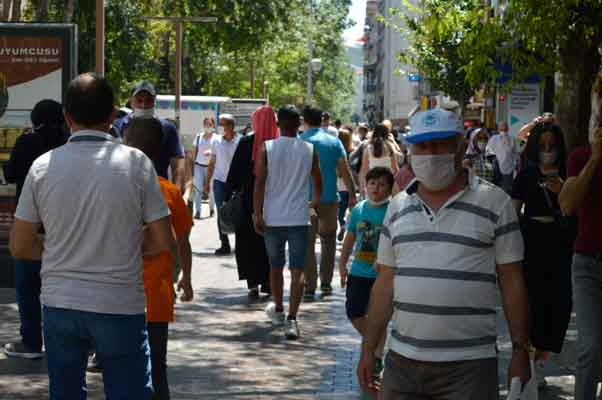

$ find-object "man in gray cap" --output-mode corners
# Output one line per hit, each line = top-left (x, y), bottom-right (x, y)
(112, 80), (186, 193)
(357, 108), (530, 399)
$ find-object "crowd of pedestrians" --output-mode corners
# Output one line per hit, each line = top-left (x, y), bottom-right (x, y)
(2, 71), (602, 400)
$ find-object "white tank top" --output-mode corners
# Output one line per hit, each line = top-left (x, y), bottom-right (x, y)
(368, 144), (393, 171)
(264, 137), (313, 227)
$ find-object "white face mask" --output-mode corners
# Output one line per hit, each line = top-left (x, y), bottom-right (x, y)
(477, 141), (487, 152)
(132, 107), (155, 119)
(539, 150), (558, 165)
(368, 198), (390, 207)
(411, 153), (458, 191)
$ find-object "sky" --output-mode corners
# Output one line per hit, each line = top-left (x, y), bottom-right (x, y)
(343, 0), (367, 46)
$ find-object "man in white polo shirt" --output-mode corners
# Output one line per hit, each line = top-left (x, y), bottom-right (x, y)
(9, 73), (173, 399)
(357, 109), (531, 399)
(205, 113), (240, 255)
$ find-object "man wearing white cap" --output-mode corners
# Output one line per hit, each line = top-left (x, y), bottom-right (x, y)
(112, 80), (186, 193)
(204, 113), (240, 255)
(357, 108), (530, 398)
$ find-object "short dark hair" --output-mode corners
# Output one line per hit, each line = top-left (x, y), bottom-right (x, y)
(335, 119), (342, 127)
(365, 167), (394, 190)
(123, 118), (164, 163)
(322, 112), (331, 121)
(65, 73), (114, 126)
(303, 106), (322, 127)
(278, 105), (300, 130)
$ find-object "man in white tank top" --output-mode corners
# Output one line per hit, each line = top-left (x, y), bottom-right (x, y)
(253, 105), (322, 340)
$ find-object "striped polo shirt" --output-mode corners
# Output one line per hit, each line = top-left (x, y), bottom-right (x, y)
(377, 175), (524, 362)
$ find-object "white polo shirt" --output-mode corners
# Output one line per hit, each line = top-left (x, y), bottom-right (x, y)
(377, 175), (524, 362)
(15, 130), (170, 315)
(211, 134), (240, 183)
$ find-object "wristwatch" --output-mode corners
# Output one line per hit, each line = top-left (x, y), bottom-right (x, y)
(512, 341), (530, 354)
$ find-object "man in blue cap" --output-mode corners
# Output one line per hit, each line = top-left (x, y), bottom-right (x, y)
(357, 108), (531, 399)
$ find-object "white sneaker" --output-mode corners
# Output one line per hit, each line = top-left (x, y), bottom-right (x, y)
(285, 319), (300, 340)
(265, 302), (285, 326)
(3, 342), (44, 359)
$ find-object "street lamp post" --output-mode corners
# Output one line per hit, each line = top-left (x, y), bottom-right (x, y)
(140, 16), (217, 129)
(306, 57), (323, 106)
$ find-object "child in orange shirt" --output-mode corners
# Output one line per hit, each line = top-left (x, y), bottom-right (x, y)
(124, 118), (193, 400)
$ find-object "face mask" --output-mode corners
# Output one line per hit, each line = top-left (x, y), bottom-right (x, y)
(477, 141), (487, 152)
(368, 197), (390, 207)
(132, 107), (155, 119)
(411, 153), (458, 191)
(539, 150), (558, 165)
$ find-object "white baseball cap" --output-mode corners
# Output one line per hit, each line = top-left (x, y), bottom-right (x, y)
(406, 109), (463, 144)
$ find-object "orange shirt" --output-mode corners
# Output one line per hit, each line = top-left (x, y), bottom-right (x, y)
(143, 177), (193, 322)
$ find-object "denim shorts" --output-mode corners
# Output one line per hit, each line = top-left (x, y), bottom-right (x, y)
(264, 226), (309, 269)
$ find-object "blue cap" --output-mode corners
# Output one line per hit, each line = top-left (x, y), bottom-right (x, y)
(406, 109), (463, 144)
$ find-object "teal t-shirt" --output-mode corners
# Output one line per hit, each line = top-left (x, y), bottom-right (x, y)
(347, 200), (390, 279)
(300, 128), (346, 203)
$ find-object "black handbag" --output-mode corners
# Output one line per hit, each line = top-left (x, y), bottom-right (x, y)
(218, 191), (245, 234)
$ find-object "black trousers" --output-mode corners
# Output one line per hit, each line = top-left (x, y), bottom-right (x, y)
(148, 322), (170, 400)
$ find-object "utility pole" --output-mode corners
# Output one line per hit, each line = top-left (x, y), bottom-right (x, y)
(95, 0), (104, 75)
(140, 16), (217, 129)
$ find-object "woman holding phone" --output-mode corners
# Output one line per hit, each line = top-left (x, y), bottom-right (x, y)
(511, 124), (574, 387)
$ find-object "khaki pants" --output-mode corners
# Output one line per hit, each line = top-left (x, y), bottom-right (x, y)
(304, 202), (338, 293)
(381, 351), (498, 400)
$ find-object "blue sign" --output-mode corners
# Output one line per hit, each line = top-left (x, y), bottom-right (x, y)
(408, 74), (421, 82)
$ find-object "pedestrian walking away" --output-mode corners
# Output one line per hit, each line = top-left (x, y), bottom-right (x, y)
(357, 108), (531, 399)
(301, 106), (357, 300)
(559, 94), (602, 400)
(359, 123), (399, 198)
(123, 117), (195, 399)
(111, 80), (186, 193)
(253, 105), (322, 339)
(226, 105), (277, 299)
(339, 166), (394, 381)
(337, 127), (354, 241)
(205, 113), (241, 255)
(9, 73), (174, 399)
(3, 99), (69, 360)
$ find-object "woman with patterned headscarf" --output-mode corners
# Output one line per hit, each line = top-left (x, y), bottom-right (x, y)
(226, 105), (279, 299)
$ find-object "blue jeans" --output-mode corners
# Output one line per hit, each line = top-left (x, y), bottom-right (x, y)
(43, 306), (153, 400)
(14, 259), (42, 352)
(193, 164), (214, 215)
(213, 179), (230, 247)
(264, 226), (309, 269)
(573, 253), (602, 400)
(338, 191), (349, 227)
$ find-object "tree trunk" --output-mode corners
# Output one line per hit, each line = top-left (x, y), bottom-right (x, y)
(10, 0), (20, 21)
(36, 0), (49, 20)
(2, 0), (11, 21)
(557, 35), (601, 152)
(64, 0), (77, 22)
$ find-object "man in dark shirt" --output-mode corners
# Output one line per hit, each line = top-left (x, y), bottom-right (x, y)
(112, 80), (185, 193)
(560, 127), (602, 400)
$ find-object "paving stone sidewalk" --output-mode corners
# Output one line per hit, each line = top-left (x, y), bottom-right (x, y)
(0, 207), (579, 399)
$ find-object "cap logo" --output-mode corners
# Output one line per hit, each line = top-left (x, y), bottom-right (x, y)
(422, 113), (439, 128)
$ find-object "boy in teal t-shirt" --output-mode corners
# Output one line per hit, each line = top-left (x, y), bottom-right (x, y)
(339, 166), (394, 378)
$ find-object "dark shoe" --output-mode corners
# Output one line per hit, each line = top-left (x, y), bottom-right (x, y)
(337, 228), (346, 242)
(214, 246), (231, 256)
(303, 291), (315, 301)
(3, 342), (43, 359)
(194, 212), (201, 220)
(248, 287), (260, 300)
(320, 284), (333, 297)
(209, 209), (215, 218)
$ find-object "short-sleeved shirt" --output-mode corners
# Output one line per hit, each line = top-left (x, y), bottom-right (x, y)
(194, 132), (218, 166)
(347, 200), (389, 279)
(377, 176), (524, 362)
(144, 177), (194, 322)
(15, 130), (170, 315)
(486, 133), (518, 175)
(567, 146), (602, 253)
(211, 134), (241, 183)
(301, 128), (346, 203)
(112, 115), (185, 179)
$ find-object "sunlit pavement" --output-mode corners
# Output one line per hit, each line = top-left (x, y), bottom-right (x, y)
(0, 203), (578, 399)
